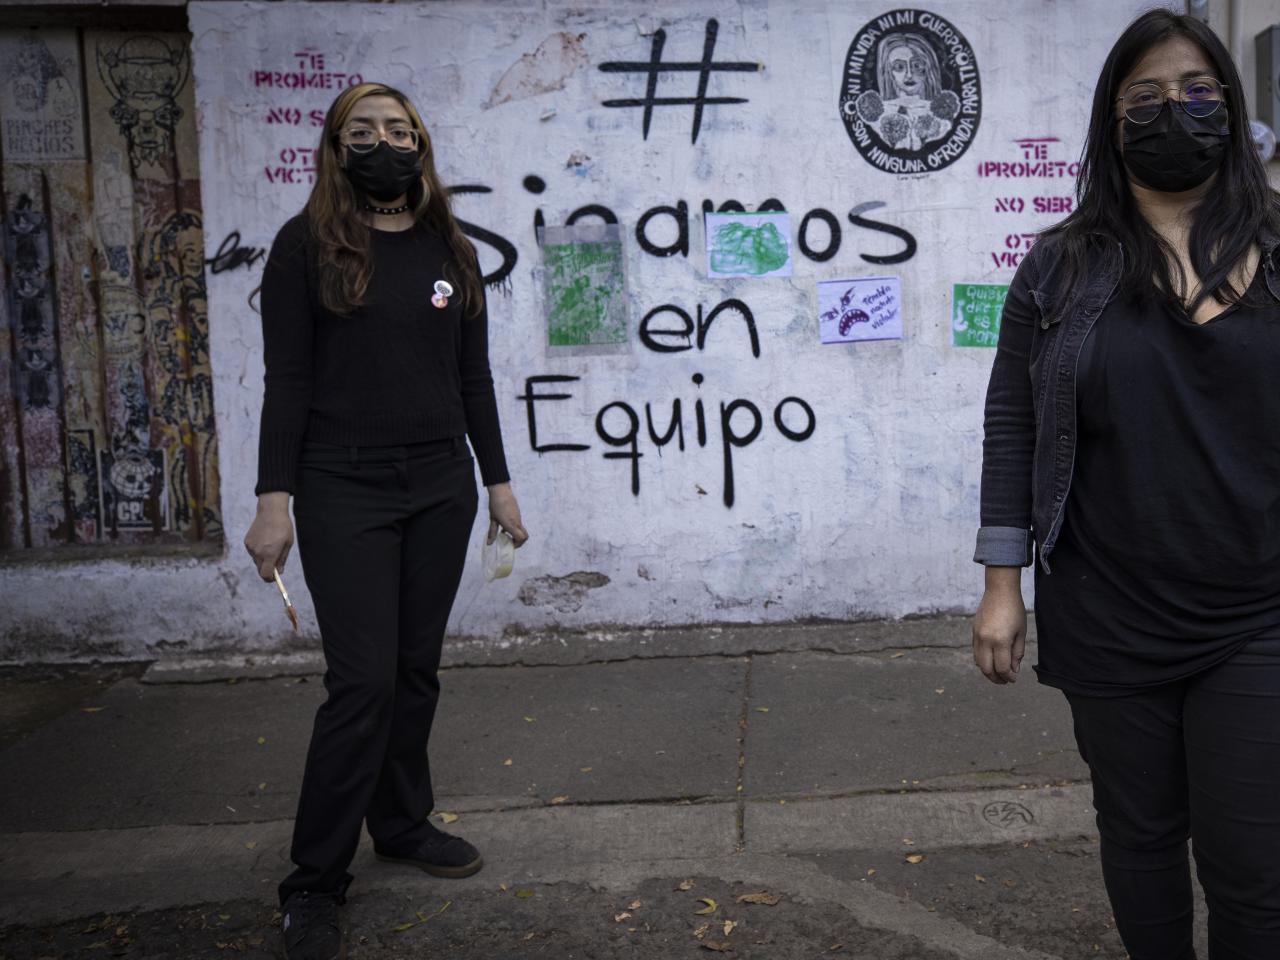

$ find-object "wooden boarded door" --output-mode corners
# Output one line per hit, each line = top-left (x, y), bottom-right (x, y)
(0, 28), (222, 552)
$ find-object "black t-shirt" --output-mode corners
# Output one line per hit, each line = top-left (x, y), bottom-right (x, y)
(255, 215), (509, 494)
(1034, 268), (1280, 695)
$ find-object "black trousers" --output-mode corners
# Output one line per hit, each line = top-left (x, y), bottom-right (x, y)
(1064, 637), (1280, 960)
(278, 438), (478, 904)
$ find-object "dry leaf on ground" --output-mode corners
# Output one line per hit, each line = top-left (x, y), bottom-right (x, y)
(390, 900), (451, 933)
(737, 892), (781, 905)
(676, 879), (695, 891)
(614, 912), (632, 923)
(905, 854), (925, 864)
(694, 898), (719, 915)
(515, 889), (536, 899)
(256, 737), (266, 745)
(436, 811), (459, 824)
(550, 795), (569, 805)
(503, 758), (513, 766)
(628, 899), (642, 909)
(974, 874), (986, 883)
(723, 919), (738, 935)
(889, 652), (905, 659)
(700, 941), (734, 952)
(755, 707), (770, 713)
(693, 922), (711, 939)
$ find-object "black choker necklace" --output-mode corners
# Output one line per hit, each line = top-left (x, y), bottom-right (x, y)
(363, 201), (410, 216)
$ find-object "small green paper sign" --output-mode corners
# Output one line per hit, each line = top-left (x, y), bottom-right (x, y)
(952, 283), (1009, 348)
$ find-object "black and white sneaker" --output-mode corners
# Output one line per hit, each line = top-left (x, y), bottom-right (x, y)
(281, 890), (346, 960)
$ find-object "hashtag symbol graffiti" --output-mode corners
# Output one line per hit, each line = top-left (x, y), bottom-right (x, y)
(598, 18), (758, 145)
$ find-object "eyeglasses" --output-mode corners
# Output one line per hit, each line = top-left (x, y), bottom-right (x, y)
(339, 125), (419, 153)
(1116, 76), (1227, 124)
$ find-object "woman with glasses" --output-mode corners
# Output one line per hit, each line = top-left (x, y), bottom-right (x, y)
(243, 82), (529, 960)
(973, 9), (1280, 958)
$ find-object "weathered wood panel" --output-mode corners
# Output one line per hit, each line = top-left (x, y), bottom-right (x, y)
(2, 167), (69, 547)
(0, 28), (221, 551)
(0, 186), (23, 551)
(86, 30), (221, 541)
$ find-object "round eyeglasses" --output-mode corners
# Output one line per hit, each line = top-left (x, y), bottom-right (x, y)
(1117, 76), (1227, 125)
(340, 126), (419, 153)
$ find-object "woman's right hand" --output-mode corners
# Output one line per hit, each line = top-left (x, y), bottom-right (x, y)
(972, 566), (1027, 684)
(244, 492), (294, 582)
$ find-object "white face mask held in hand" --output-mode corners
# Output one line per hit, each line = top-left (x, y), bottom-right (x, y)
(482, 529), (515, 582)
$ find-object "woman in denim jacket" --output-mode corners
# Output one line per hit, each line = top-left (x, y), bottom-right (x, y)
(974, 10), (1280, 959)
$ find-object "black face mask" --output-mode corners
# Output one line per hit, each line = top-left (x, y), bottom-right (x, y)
(1122, 102), (1229, 193)
(343, 141), (422, 203)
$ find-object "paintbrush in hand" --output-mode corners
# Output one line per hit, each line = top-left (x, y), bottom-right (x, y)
(273, 567), (299, 633)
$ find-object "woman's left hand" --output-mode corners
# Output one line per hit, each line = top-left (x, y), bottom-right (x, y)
(487, 482), (529, 547)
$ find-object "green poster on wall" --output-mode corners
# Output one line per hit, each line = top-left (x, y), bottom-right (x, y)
(543, 223), (628, 353)
(952, 283), (1009, 348)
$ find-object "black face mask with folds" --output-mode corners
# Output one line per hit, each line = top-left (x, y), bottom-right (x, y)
(343, 141), (422, 203)
(1122, 102), (1230, 193)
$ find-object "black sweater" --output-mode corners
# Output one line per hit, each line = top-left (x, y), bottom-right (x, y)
(255, 215), (509, 494)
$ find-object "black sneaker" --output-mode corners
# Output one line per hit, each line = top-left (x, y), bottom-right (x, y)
(374, 821), (484, 878)
(281, 890), (346, 960)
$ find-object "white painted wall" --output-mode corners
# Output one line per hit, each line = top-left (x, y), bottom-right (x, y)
(1, 0), (1187, 660)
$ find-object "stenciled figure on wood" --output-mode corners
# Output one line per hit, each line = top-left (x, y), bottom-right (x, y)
(18, 348), (55, 410)
(99, 283), (148, 360)
(13, 268), (47, 341)
(7, 35), (78, 116)
(140, 209), (220, 536)
(97, 358), (165, 533)
(66, 431), (102, 539)
(118, 364), (151, 453)
(10, 195), (46, 269)
(96, 35), (189, 169)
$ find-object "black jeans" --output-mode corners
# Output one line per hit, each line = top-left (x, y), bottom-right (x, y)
(278, 438), (478, 904)
(1065, 637), (1280, 960)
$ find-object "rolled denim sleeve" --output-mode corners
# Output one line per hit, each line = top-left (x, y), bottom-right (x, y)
(973, 525), (1034, 566)
(974, 250), (1042, 567)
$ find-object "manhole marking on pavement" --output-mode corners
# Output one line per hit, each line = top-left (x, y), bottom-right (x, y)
(980, 800), (1034, 828)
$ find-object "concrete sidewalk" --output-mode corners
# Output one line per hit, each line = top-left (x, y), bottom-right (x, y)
(0, 618), (1205, 958)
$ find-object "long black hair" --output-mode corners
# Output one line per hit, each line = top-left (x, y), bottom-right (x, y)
(1043, 9), (1279, 318)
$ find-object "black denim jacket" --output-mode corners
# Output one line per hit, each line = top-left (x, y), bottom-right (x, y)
(975, 229), (1280, 571)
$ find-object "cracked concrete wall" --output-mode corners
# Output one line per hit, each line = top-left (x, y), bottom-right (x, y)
(2, 0), (1172, 660)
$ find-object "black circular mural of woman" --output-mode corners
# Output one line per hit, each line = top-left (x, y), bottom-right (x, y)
(840, 9), (981, 174)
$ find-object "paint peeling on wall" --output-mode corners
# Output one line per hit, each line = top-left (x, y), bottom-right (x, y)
(487, 31), (589, 108)
(518, 571), (612, 613)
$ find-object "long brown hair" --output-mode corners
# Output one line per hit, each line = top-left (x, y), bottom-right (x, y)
(1042, 10), (1279, 321)
(308, 82), (484, 317)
